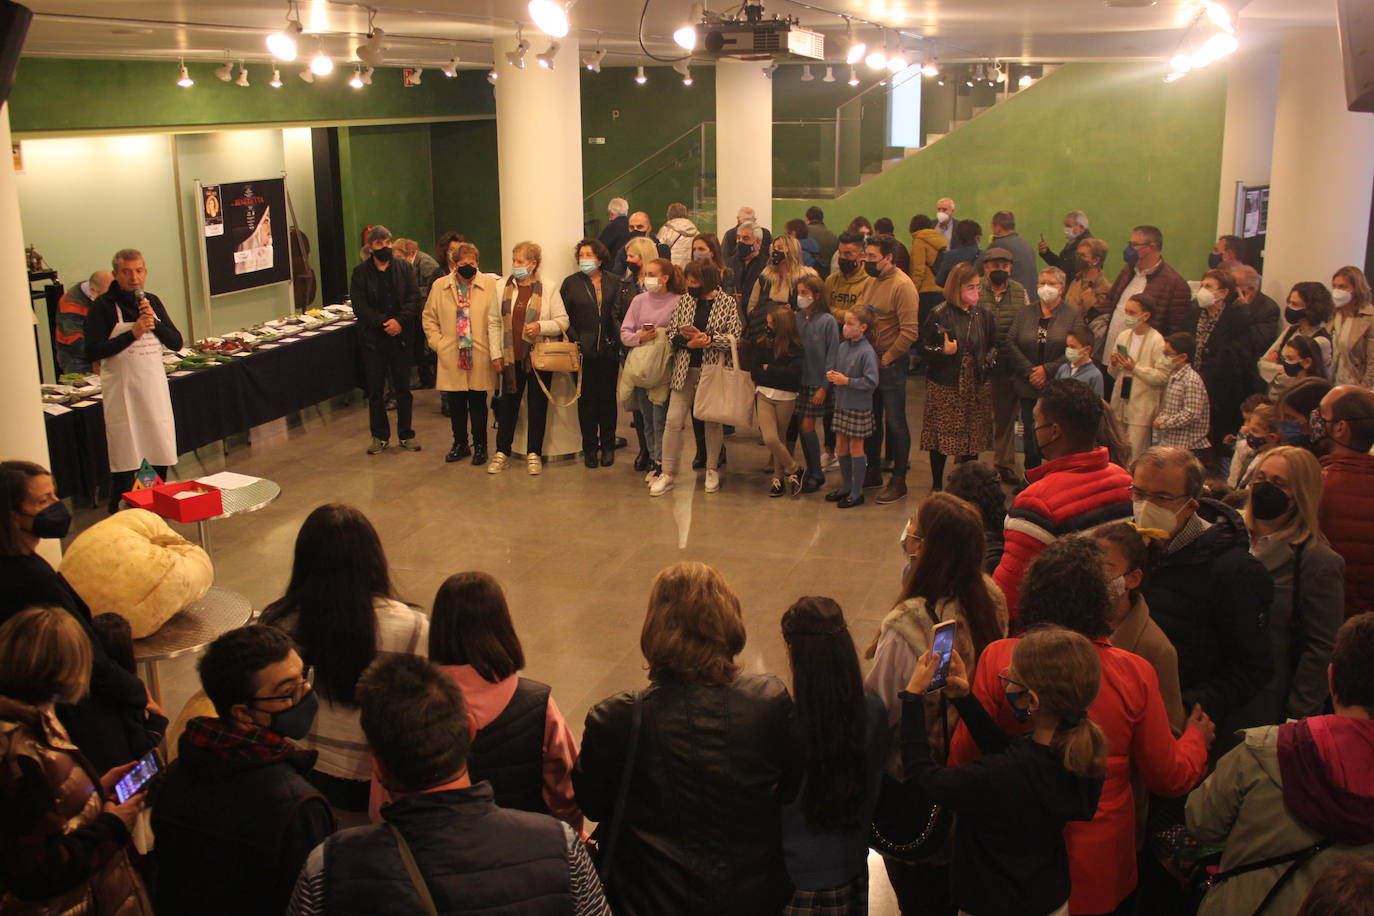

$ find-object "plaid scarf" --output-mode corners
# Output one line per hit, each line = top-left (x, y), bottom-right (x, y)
(454, 281), (473, 370)
(184, 715), (294, 763)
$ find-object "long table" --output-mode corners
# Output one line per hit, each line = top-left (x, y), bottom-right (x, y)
(45, 320), (365, 503)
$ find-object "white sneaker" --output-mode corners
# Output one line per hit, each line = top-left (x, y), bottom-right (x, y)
(821, 451), (840, 472)
(644, 467), (659, 484)
(704, 469), (721, 493)
(487, 452), (509, 474)
(650, 474), (674, 497)
(527, 453), (543, 476)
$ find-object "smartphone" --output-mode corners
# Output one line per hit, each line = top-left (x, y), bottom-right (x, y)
(927, 620), (958, 691)
(1117, 344), (1130, 357)
(114, 749), (162, 804)
(642, 323), (655, 331)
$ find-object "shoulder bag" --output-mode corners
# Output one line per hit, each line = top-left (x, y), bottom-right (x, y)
(693, 334), (756, 428)
(532, 331), (583, 408)
(869, 692), (955, 864)
(390, 823), (440, 916)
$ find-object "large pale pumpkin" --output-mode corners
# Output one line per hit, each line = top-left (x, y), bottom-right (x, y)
(61, 509), (214, 638)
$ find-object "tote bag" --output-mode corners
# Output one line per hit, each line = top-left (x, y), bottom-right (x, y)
(693, 334), (755, 428)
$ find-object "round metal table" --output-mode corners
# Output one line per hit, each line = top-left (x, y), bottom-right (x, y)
(133, 586), (254, 705)
(195, 478), (281, 556)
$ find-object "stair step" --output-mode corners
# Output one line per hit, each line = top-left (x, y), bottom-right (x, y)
(859, 172), (881, 183)
(950, 119), (969, 129)
(970, 106), (992, 117)
(879, 158), (905, 172)
(924, 133), (946, 144)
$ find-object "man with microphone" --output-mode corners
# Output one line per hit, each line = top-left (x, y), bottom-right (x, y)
(84, 248), (183, 512)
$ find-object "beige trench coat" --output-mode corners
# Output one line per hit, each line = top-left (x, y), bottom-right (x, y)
(422, 270), (497, 393)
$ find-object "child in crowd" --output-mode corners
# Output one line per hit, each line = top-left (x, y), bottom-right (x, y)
(91, 612), (168, 759)
(1054, 327), (1104, 398)
(779, 596), (887, 914)
(1225, 394), (1269, 488)
(751, 305), (805, 498)
(900, 628), (1107, 916)
(1230, 401), (1280, 489)
(825, 305), (879, 509)
(1153, 332), (1212, 460)
(1107, 292), (1169, 462)
(1281, 334), (1328, 384)
(795, 275), (839, 494)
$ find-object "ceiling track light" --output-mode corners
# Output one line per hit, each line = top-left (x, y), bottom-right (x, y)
(487, 67), (499, 84)
(673, 59), (693, 85)
(582, 48), (606, 72)
(266, 1), (303, 62)
(175, 59), (193, 87)
(236, 62), (250, 86)
(356, 8), (385, 68)
(674, 1), (702, 51)
(847, 66), (859, 87)
(800, 63), (814, 82)
(974, 63), (985, 81)
(762, 60), (779, 79)
(270, 67), (283, 88)
(298, 66), (314, 83)
(865, 30), (887, 71)
(921, 59), (939, 77)
(528, 0), (572, 39)
(441, 55), (460, 77)
(635, 64), (648, 84)
(822, 65), (835, 83)
(506, 30), (530, 69)
(215, 58), (233, 82)
(348, 66), (364, 88)
(308, 37), (332, 76)
(844, 17), (866, 67)
(886, 50), (907, 73)
(1018, 73), (1033, 88)
(536, 40), (559, 69)
(362, 66), (374, 85)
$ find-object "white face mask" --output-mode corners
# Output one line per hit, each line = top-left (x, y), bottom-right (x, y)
(1107, 574), (1127, 603)
(1132, 498), (1183, 536)
(1333, 288), (1353, 308)
(1122, 315), (1140, 329)
(1196, 287), (1216, 310)
(644, 276), (660, 292)
(796, 296), (814, 311)
(1064, 347), (1083, 362)
(1063, 226), (1077, 240)
(937, 211), (951, 224)
(1037, 285), (1061, 303)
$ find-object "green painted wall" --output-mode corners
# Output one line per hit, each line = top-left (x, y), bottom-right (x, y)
(774, 61), (1229, 282)
(431, 120), (501, 267)
(8, 58), (495, 134)
(338, 123), (435, 262)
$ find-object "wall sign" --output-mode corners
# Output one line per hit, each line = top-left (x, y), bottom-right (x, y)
(198, 177), (290, 296)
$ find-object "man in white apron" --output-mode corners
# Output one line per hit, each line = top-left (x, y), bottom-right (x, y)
(83, 248), (183, 512)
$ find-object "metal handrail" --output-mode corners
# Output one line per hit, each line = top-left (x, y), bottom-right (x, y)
(583, 122), (711, 204)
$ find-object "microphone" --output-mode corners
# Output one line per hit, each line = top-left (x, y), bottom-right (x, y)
(135, 290), (146, 303)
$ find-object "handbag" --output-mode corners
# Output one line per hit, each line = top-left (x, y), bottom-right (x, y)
(531, 332), (582, 373)
(869, 693), (955, 864)
(693, 334), (756, 428)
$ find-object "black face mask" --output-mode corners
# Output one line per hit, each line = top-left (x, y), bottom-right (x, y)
(455, 263), (478, 281)
(769, 250), (785, 265)
(864, 261), (883, 279)
(626, 261), (641, 274)
(838, 257), (860, 276)
(264, 689), (319, 740)
(1249, 480), (1291, 521)
(1207, 251), (1224, 269)
(23, 502), (72, 540)
(1282, 360), (1305, 378)
(736, 241), (754, 260)
(1243, 433), (1269, 450)
(629, 229), (648, 238)
(988, 269), (1010, 286)
(372, 246), (393, 263)
(1285, 306), (1305, 325)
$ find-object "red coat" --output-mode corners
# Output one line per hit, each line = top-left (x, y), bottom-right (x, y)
(949, 637), (1209, 914)
(1319, 451), (1374, 617)
(992, 448), (1133, 624)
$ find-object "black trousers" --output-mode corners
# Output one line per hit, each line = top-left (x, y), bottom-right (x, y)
(411, 319), (436, 387)
(577, 352), (619, 454)
(444, 390), (488, 449)
(495, 361), (551, 456)
(362, 338), (414, 442)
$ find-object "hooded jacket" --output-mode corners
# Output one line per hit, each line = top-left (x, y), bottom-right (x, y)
(1187, 716), (1374, 916)
(656, 217), (700, 268)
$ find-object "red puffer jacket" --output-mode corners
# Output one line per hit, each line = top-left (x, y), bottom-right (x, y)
(1319, 452), (1374, 617)
(993, 447), (1133, 624)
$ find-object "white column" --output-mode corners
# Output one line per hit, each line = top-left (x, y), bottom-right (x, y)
(715, 59), (773, 236)
(493, 36), (584, 457)
(1265, 27), (1374, 296)
(0, 104), (59, 562)
(1215, 31), (1281, 237)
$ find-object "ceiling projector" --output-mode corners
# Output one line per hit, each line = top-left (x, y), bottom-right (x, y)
(688, 2), (825, 61)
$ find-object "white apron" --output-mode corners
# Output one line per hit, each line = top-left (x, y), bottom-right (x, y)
(101, 314), (177, 472)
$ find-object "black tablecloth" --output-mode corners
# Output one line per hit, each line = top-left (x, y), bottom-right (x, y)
(45, 322), (364, 502)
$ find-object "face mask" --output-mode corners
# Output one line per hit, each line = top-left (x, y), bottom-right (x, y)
(796, 296), (814, 311)
(1207, 251), (1224, 269)
(1333, 288), (1353, 308)
(265, 689), (319, 741)
(643, 276), (661, 292)
(629, 229), (648, 238)
(838, 257), (860, 276)
(736, 241), (754, 259)
(1123, 315), (1140, 329)
(24, 501), (72, 540)
(1107, 574), (1127, 603)
(1037, 285), (1060, 303)
(1249, 480), (1292, 521)
(693, 250), (710, 262)
(686, 286), (701, 297)
(455, 264), (478, 281)
(1196, 287), (1216, 310)
(1133, 498), (1182, 536)
(765, 326), (776, 339)
(1064, 347), (1083, 362)
(578, 258), (598, 274)
(843, 322), (865, 340)
(1282, 359), (1305, 378)
(988, 269), (1009, 286)
(769, 250), (785, 265)
(1123, 244), (1140, 266)
(1244, 433), (1269, 450)
(1062, 226), (1077, 240)
(511, 266), (530, 281)
(1278, 419), (1308, 445)
(1164, 353), (1181, 373)
(626, 260), (641, 274)
(937, 211), (951, 224)
(864, 261), (883, 279)
(1285, 306), (1305, 325)
(1006, 688), (1032, 723)
(372, 245), (393, 263)
(960, 287), (980, 307)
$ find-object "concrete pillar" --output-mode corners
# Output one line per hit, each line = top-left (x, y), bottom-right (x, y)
(1265, 27), (1374, 297)
(1215, 31), (1280, 237)
(493, 35), (584, 457)
(715, 59), (773, 236)
(0, 104), (60, 563)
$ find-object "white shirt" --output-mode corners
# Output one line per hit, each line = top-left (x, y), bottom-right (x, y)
(756, 385), (797, 401)
(1104, 268), (1149, 361)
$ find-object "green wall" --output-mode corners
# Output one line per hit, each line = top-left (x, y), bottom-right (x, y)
(431, 120), (501, 267)
(339, 123), (434, 260)
(8, 58), (495, 134)
(774, 61), (1229, 282)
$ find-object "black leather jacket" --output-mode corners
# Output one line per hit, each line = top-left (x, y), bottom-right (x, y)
(573, 674), (800, 916)
(922, 301), (998, 387)
(559, 269), (624, 358)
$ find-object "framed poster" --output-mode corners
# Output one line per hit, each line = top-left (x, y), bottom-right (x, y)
(198, 177), (291, 295)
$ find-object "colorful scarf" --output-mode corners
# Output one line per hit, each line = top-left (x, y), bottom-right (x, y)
(454, 281), (473, 371)
(184, 715), (294, 763)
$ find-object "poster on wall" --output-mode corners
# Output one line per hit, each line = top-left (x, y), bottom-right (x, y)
(199, 177), (290, 295)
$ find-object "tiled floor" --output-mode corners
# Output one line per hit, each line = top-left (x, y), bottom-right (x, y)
(67, 381), (956, 914)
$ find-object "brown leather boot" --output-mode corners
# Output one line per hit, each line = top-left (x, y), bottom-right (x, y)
(876, 473), (908, 504)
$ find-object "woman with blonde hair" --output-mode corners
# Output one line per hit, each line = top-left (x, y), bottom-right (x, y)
(0, 606), (153, 915)
(744, 234), (814, 366)
(1330, 265), (1374, 388)
(622, 236), (661, 295)
(573, 562), (798, 916)
(1232, 446), (1346, 728)
(423, 241), (496, 466)
(486, 240), (570, 476)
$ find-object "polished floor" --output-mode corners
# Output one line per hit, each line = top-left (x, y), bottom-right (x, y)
(67, 380), (959, 913)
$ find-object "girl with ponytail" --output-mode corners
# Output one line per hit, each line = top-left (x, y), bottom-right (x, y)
(900, 627), (1107, 916)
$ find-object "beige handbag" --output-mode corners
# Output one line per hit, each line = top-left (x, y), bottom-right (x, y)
(531, 331), (582, 408)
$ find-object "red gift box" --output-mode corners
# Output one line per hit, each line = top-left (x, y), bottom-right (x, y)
(131, 481), (225, 523)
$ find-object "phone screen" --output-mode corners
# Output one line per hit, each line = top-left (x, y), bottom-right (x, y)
(928, 622), (957, 691)
(114, 750), (161, 804)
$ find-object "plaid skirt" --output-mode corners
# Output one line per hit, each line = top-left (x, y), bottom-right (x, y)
(784, 869), (869, 916)
(796, 385), (831, 419)
(831, 406), (875, 438)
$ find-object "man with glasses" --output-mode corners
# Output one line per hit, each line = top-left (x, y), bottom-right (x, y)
(1101, 226), (1194, 386)
(153, 625), (334, 915)
(1315, 385), (1374, 617)
(1130, 446), (1273, 734)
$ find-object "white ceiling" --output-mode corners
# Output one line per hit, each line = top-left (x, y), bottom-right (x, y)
(17, 0), (1333, 71)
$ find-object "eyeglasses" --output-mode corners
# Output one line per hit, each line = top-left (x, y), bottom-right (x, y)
(998, 668), (1028, 693)
(251, 665), (315, 705)
(1127, 240), (1151, 249)
(1130, 485), (1187, 506)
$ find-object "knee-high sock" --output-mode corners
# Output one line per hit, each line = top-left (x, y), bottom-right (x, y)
(850, 456), (867, 500)
(800, 430), (822, 482)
